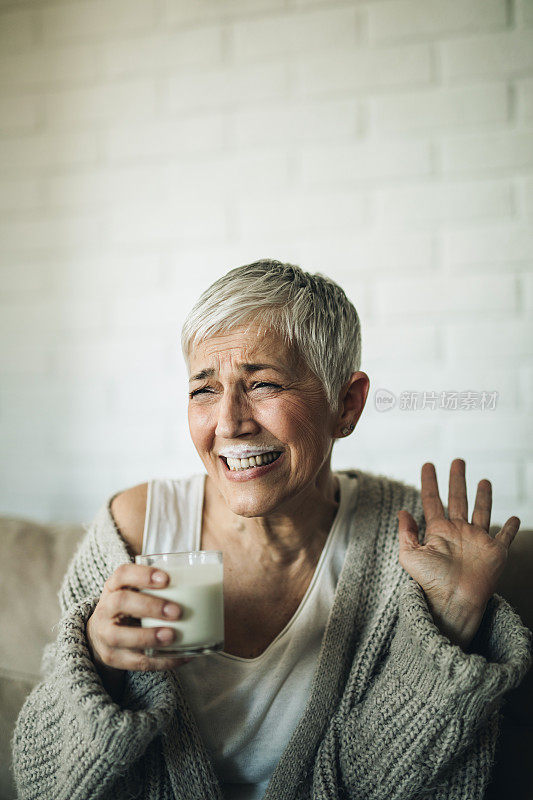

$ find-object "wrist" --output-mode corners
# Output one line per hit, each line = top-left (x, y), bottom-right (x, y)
(86, 619), (125, 702)
(421, 589), (486, 652)
(430, 610), (482, 652)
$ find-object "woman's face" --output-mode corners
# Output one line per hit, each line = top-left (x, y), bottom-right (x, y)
(187, 326), (338, 518)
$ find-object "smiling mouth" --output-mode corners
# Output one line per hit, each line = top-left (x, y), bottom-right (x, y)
(220, 452), (282, 471)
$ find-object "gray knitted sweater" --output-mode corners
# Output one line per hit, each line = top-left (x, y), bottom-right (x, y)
(12, 469), (532, 800)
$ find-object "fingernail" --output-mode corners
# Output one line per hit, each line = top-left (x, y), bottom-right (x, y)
(152, 570), (166, 585)
(163, 602), (180, 619)
(156, 628), (175, 643)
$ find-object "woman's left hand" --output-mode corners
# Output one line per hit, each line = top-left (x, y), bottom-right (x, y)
(397, 458), (521, 652)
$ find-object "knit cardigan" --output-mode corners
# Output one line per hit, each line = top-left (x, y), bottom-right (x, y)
(12, 469), (532, 800)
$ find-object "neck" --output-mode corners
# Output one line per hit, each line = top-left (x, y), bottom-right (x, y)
(203, 465), (340, 569)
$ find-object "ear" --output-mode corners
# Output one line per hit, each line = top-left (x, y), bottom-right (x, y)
(335, 372), (370, 438)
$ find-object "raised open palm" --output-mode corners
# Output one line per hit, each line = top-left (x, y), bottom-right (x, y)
(397, 458), (521, 648)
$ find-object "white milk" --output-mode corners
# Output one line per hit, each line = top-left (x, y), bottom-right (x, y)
(141, 561), (224, 651)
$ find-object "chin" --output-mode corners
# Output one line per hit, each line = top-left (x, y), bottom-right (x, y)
(225, 500), (270, 519)
(223, 489), (279, 518)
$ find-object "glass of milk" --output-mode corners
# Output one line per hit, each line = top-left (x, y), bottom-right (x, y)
(134, 551), (224, 657)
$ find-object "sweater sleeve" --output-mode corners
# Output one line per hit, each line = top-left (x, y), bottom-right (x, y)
(11, 511), (184, 800)
(314, 578), (532, 800)
(11, 594), (181, 800)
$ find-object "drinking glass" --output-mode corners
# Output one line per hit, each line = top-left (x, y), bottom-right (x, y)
(134, 551), (224, 657)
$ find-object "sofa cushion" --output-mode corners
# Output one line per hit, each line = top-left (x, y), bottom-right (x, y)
(0, 517), (84, 676)
(0, 518), (84, 800)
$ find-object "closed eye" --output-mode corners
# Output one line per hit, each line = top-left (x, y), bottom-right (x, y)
(189, 387), (211, 398)
(189, 382), (281, 399)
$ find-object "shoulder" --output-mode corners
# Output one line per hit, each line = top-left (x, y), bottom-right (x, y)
(109, 482), (148, 557)
(343, 468), (422, 503)
(346, 469), (427, 536)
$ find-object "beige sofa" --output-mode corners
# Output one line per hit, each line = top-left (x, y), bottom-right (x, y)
(1, 515), (532, 800)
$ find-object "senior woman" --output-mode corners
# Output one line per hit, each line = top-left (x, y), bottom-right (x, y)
(13, 260), (531, 800)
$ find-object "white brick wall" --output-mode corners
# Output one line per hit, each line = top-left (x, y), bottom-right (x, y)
(441, 30), (533, 80)
(294, 44), (433, 95)
(40, 0), (156, 42)
(440, 131), (533, 174)
(369, 83), (509, 132)
(367, 0), (506, 42)
(0, 43), (97, 87)
(1, 0), (532, 528)
(230, 7), (360, 60)
(518, 76), (533, 120)
(99, 28), (224, 77)
(0, 8), (34, 53)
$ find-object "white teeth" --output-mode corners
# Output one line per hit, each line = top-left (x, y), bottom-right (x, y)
(226, 452), (281, 471)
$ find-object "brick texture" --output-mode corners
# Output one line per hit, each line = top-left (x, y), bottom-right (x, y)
(0, 0), (531, 525)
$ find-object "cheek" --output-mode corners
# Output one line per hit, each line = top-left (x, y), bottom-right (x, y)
(188, 404), (213, 445)
(262, 394), (329, 456)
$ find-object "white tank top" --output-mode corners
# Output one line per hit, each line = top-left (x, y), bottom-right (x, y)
(142, 471), (360, 800)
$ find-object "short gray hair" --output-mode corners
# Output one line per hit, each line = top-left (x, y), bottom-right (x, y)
(181, 259), (362, 415)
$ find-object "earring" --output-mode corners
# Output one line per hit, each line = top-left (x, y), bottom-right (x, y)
(341, 424), (354, 436)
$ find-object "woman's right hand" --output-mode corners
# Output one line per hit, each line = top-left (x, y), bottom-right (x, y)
(86, 563), (191, 675)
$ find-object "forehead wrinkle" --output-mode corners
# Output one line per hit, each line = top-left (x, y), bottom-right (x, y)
(189, 327), (299, 379)
(191, 346), (251, 378)
(195, 332), (256, 362)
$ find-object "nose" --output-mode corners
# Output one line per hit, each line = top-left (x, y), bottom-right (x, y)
(215, 388), (259, 439)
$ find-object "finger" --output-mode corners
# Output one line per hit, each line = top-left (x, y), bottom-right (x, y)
(494, 517), (521, 549)
(108, 588), (181, 623)
(420, 462), (445, 525)
(106, 563), (169, 593)
(107, 648), (192, 673)
(397, 509), (420, 549)
(104, 621), (177, 651)
(448, 458), (468, 522)
(471, 479), (492, 531)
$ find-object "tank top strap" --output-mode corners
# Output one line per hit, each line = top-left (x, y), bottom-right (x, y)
(141, 473), (206, 555)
